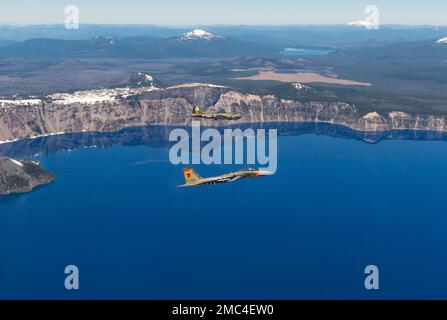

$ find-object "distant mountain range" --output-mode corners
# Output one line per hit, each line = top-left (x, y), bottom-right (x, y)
(336, 38), (447, 61)
(0, 29), (279, 59)
(2, 29), (447, 61)
(2, 25), (447, 46)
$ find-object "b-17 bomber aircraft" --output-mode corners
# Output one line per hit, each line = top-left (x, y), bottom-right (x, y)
(180, 167), (273, 187)
(190, 106), (242, 121)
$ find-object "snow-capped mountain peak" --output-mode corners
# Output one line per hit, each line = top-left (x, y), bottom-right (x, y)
(136, 72), (154, 82)
(128, 72), (157, 88)
(180, 29), (221, 41)
(347, 20), (376, 27)
(436, 37), (447, 44)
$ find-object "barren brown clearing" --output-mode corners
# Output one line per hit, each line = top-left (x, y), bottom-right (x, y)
(232, 70), (372, 86)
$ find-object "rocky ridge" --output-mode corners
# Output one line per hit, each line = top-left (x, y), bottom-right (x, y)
(0, 156), (54, 195)
(0, 81), (446, 143)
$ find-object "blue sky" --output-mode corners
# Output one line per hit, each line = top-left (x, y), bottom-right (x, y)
(1, 0), (446, 25)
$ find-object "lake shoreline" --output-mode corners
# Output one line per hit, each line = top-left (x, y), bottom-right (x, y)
(2, 118), (447, 148)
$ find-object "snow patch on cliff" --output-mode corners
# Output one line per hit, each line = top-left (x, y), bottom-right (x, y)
(389, 111), (411, 118)
(166, 83), (228, 90)
(49, 86), (158, 105)
(9, 158), (23, 167)
(292, 83), (311, 91)
(363, 112), (382, 119)
(0, 99), (41, 108)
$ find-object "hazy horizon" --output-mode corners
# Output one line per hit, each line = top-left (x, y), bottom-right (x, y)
(1, 23), (447, 28)
(1, 0), (446, 26)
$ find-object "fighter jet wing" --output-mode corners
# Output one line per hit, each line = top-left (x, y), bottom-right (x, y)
(215, 175), (242, 183)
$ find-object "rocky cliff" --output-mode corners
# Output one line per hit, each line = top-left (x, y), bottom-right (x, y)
(0, 157), (54, 195)
(1, 82), (446, 143)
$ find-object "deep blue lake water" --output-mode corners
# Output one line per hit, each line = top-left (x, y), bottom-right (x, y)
(1, 124), (447, 299)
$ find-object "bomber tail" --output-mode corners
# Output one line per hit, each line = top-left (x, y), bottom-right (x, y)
(182, 167), (202, 186)
(192, 106), (203, 115)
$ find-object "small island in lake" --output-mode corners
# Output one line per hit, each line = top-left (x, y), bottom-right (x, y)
(0, 156), (54, 196)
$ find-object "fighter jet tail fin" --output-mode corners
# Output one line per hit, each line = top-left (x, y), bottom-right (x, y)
(183, 167), (202, 185)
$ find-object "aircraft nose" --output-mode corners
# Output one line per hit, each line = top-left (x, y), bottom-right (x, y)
(256, 170), (274, 176)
